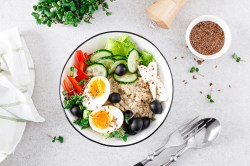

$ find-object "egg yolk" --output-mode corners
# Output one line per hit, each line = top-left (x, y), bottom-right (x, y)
(91, 110), (111, 129)
(89, 78), (106, 98)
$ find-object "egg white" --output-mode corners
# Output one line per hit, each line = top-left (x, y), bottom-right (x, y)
(89, 106), (124, 134)
(82, 76), (110, 110)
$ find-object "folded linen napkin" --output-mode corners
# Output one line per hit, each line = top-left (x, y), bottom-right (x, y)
(0, 27), (44, 160)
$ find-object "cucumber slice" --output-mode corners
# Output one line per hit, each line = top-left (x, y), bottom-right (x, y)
(108, 59), (127, 74)
(90, 49), (113, 62)
(113, 55), (126, 60)
(127, 49), (140, 73)
(96, 57), (115, 69)
(85, 63), (107, 77)
(113, 72), (138, 84)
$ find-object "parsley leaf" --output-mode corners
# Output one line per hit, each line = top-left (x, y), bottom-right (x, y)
(207, 94), (214, 103)
(190, 66), (204, 77)
(150, 117), (156, 122)
(125, 116), (130, 124)
(70, 66), (75, 77)
(74, 118), (89, 129)
(64, 94), (84, 109)
(232, 53), (242, 63)
(51, 136), (64, 143)
(78, 79), (86, 85)
(103, 128), (128, 142)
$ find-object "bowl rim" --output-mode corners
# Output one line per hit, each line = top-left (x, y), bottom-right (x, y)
(59, 31), (174, 147)
(185, 15), (231, 60)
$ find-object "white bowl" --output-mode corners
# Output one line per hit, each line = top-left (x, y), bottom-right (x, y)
(59, 31), (174, 147)
(186, 15), (231, 60)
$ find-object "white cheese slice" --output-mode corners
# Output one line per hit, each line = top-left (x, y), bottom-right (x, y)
(147, 62), (157, 100)
(156, 76), (168, 102)
(138, 62), (157, 100)
(137, 65), (148, 82)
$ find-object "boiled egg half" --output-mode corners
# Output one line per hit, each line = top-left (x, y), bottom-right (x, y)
(82, 76), (110, 110)
(89, 106), (124, 134)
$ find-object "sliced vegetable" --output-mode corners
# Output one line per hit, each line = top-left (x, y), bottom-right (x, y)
(76, 50), (88, 71)
(127, 49), (140, 73)
(96, 57), (115, 69)
(67, 75), (83, 93)
(63, 79), (73, 96)
(105, 34), (136, 56)
(90, 49), (112, 62)
(113, 55), (126, 60)
(139, 50), (155, 66)
(113, 72), (138, 84)
(74, 65), (89, 80)
(85, 63), (107, 77)
(108, 59), (127, 74)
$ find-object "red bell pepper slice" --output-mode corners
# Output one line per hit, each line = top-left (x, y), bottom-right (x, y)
(76, 50), (88, 71)
(67, 76), (83, 94)
(63, 79), (73, 96)
(74, 65), (89, 80)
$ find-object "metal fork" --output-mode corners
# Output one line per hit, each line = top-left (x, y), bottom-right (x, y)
(161, 118), (214, 166)
(134, 116), (200, 166)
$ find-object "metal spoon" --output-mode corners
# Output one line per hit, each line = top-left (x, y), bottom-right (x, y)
(161, 118), (221, 166)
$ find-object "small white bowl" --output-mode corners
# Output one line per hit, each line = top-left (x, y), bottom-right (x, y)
(186, 15), (231, 60)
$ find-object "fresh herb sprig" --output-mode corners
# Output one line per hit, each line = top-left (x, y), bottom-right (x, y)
(64, 94), (84, 109)
(48, 135), (64, 143)
(150, 117), (156, 122)
(190, 66), (204, 77)
(74, 117), (89, 129)
(70, 66), (75, 77)
(105, 128), (128, 142)
(32, 0), (113, 27)
(74, 109), (90, 129)
(125, 116), (130, 124)
(78, 79), (86, 85)
(232, 53), (243, 62)
(207, 94), (214, 103)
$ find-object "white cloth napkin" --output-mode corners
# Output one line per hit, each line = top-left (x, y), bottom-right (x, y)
(0, 27), (45, 159)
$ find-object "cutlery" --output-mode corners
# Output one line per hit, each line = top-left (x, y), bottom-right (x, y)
(134, 116), (200, 166)
(161, 118), (221, 166)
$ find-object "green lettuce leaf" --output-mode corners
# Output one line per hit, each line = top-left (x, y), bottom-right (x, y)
(139, 50), (155, 66)
(105, 34), (136, 56)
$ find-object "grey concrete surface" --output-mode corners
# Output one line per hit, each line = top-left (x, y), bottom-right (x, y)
(0, 0), (250, 165)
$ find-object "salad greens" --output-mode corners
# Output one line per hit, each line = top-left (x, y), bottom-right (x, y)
(139, 50), (155, 66)
(105, 34), (155, 66)
(105, 34), (136, 56)
(32, 0), (113, 27)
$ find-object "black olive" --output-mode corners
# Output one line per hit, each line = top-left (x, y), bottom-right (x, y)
(125, 124), (137, 135)
(141, 117), (151, 129)
(150, 100), (162, 114)
(108, 92), (121, 103)
(115, 64), (127, 76)
(129, 117), (143, 132)
(70, 105), (82, 117)
(124, 110), (133, 118)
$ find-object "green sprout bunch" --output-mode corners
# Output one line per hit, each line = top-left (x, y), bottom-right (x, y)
(32, 0), (113, 27)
